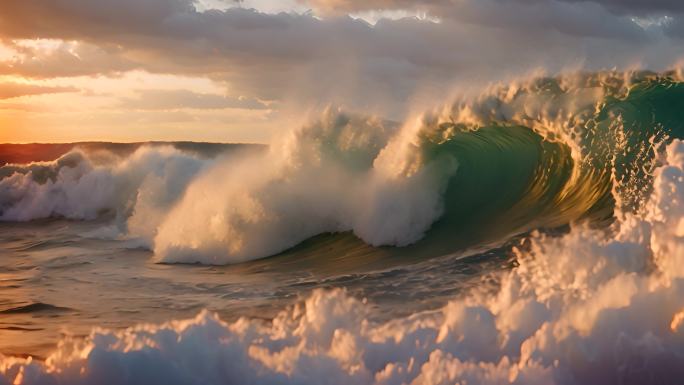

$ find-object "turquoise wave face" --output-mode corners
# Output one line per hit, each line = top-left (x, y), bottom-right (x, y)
(401, 72), (684, 259)
(269, 72), (684, 268)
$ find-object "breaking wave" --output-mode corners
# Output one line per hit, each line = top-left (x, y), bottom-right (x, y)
(1, 70), (683, 265)
(3, 137), (684, 384)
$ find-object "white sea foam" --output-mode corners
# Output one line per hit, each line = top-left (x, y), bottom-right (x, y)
(3, 139), (684, 385)
(0, 109), (458, 264)
(0, 146), (207, 225)
(154, 109), (457, 264)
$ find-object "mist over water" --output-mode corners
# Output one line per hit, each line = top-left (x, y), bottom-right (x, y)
(2, 70), (684, 384)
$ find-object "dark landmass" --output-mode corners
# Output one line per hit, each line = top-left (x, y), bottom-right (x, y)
(0, 142), (265, 166)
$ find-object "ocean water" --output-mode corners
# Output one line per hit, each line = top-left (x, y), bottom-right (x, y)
(2, 71), (684, 384)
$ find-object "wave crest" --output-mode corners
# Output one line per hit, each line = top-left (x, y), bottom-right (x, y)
(155, 108), (458, 263)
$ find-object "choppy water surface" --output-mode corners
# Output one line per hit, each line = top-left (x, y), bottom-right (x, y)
(0, 218), (514, 358)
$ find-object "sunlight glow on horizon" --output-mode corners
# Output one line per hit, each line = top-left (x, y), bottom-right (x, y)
(0, 42), (277, 144)
(1, 1), (683, 144)
(0, 5), (462, 144)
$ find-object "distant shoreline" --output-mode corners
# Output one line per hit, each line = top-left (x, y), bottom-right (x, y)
(0, 142), (265, 166)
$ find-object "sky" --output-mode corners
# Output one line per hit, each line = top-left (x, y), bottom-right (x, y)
(0, 0), (683, 143)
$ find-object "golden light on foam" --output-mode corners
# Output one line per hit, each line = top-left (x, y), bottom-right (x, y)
(671, 310), (684, 332)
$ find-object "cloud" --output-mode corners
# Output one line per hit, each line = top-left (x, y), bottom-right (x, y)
(302, 0), (684, 17)
(438, 0), (647, 40)
(559, 0), (684, 16)
(301, 0), (660, 41)
(298, 0), (445, 15)
(119, 89), (269, 110)
(0, 82), (78, 99)
(0, 0), (196, 40)
(0, 40), (136, 78)
(0, 0), (682, 121)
